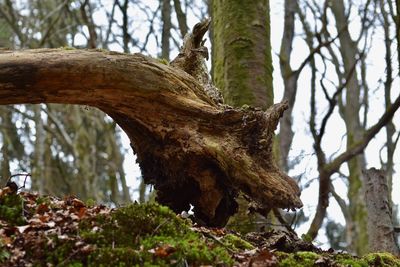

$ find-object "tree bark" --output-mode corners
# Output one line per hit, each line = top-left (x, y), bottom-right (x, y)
(173, 0), (188, 38)
(396, 0), (400, 73)
(0, 46), (302, 226)
(331, 0), (368, 254)
(32, 105), (45, 194)
(212, 0), (273, 109)
(161, 0), (171, 61)
(278, 0), (298, 172)
(363, 168), (399, 256)
(380, 0), (396, 205)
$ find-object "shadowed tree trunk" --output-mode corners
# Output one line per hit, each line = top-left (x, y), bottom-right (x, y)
(0, 23), (302, 226)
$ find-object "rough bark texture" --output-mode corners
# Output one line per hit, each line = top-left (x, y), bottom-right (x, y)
(212, 0), (273, 109)
(0, 27), (302, 226)
(363, 168), (399, 256)
(171, 19), (223, 104)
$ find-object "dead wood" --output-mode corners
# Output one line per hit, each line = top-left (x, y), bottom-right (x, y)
(0, 22), (302, 226)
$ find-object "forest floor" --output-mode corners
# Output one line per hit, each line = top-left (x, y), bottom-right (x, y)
(1, 184), (399, 267)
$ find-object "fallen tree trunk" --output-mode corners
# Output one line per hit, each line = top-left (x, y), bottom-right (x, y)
(0, 25), (302, 226)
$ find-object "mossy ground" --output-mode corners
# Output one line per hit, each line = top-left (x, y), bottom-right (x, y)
(0, 190), (236, 266)
(1, 189), (399, 266)
(276, 251), (400, 267)
(78, 203), (233, 266)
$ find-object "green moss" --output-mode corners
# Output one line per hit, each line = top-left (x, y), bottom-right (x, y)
(60, 46), (76, 50)
(334, 253), (368, 267)
(0, 243), (10, 263)
(0, 193), (26, 225)
(79, 203), (233, 266)
(1, 196), (239, 266)
(36, 196), (51, 205)
(44, 236), (77, 265)
(301, 233), (313, 243)
(221, 234), (254, 251)
(65, 263), (84, 267)
(277, 251), (320, 267)
(276, 251), (400, 267)
(241, 104), (251, 110)
(157, 58), (169, 65)
(85, 198), (96, 207)
(363, 252), (400, 267)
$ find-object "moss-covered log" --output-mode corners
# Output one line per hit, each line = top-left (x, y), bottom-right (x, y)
(0, 24), (302, 226)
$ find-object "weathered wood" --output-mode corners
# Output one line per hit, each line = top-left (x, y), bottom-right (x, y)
(363, 168), (399, 255)
(0, 47), (302, 226)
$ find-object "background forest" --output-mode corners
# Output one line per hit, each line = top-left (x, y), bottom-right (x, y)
(0, 0), (399, 256)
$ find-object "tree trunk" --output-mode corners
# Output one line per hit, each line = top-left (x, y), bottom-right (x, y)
(278, 0), (299, 172)
(161, 0), (172, 60)
(396, 0), (400, 73)
(0, 45), (302, 226)
(331, 0), (368, 255)
(173, 0), (188, 38)
(213, 0), (277, 229)
(380, 0), (396, 205)
(32, 105), (45, 194)
(212, 0), (273, 109)
(363, 168), (399, 255)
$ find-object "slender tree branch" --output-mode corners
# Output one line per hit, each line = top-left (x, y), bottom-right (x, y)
(329, 181), (349, 221)
(325, 94), (400, 175)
